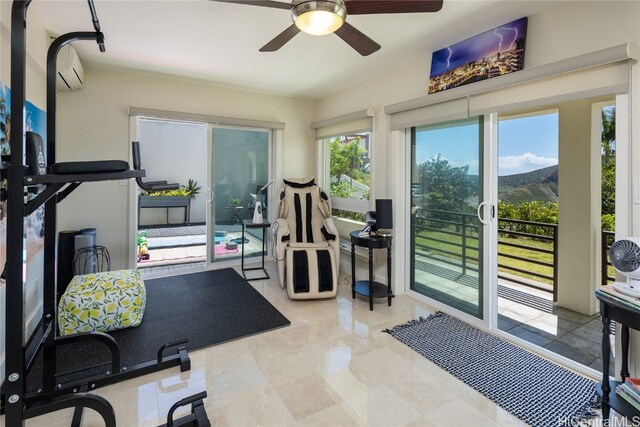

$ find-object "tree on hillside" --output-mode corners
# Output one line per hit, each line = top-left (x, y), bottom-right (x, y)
(498, 200), (558, 236)
(329, 136), (370, 199)
(601, 106), (615, 229)
(601, 107), (616, 167)
(416, 154), (475, 215)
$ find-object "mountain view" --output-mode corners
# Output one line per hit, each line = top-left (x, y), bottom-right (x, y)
(498, 165), (558, 204)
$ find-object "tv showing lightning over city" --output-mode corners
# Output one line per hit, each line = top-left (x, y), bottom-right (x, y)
(428, 17), (528, 94)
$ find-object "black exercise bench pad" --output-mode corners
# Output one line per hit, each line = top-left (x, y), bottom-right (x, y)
(49, 160), (130, 175)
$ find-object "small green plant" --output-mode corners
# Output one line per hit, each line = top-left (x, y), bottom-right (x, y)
(184, 179), (201, 199)
(230, 198), (241, 206)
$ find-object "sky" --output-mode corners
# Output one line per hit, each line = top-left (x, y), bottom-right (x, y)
(498, 113), (558, 176)
(414, 113), (559, 176)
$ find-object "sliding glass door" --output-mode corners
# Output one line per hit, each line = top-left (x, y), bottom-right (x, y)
(409, 117), (486, 318)
(207, 126), (270, 264)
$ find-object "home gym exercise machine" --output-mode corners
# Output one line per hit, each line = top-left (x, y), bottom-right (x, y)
(2, 1), (208, 425)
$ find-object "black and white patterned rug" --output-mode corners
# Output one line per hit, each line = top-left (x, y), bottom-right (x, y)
(385, 312), (600, 427)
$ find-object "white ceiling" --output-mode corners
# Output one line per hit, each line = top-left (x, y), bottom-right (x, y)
(30, 0), (555, 99)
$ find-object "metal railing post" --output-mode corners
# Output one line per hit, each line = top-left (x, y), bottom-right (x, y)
(602, 231), (616, 286)
(602, 230), (609, 287)
(552, 224), (559, 302)
(461, 214), (467, 275)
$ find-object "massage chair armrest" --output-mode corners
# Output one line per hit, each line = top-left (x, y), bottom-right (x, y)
(323, 217), (339, 240)
(274, 218), (290, 243)
(322, 217), (340, 252)
(274, 218), (289, 288)
(322, 218), (340, 271)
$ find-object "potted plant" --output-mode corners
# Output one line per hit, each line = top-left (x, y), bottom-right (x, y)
(184, 179), (201, 199)
(138, 179), (200, 225)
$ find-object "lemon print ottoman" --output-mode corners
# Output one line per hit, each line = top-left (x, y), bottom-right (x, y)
(58, 269), (146, 335)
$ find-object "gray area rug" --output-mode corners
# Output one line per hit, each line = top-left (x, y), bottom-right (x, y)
(385, 312), (600, 427)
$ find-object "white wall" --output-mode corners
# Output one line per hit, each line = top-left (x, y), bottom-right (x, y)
(56, 66), (315, 269)
(138, 119), (207, 225)
(556, 99), (602, 315)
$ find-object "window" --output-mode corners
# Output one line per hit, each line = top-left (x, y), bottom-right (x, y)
(320, 132), (371, 241)
(313, 110), (374, 242)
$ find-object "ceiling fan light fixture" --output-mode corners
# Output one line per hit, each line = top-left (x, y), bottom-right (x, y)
(292, 0), (346, 36)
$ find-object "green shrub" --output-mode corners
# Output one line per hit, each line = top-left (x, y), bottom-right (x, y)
(142, 179), (201, 199)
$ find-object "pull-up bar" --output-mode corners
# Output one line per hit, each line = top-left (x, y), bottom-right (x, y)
(87, 0), (106, 52)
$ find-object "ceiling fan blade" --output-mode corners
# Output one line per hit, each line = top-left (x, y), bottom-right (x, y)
(260, 25), (302, 52)
(345, 0), (443, 15)
(209, 0), (292, 10)
(334, 22), (381, 56)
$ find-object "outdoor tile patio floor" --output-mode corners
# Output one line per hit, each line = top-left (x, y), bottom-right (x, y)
(497, 281), (615, 373)
(140, 260), (206, 279)
(137, 223), (266, 273)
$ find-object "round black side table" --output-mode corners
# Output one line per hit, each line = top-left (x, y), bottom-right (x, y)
(350, 230), (393, 311)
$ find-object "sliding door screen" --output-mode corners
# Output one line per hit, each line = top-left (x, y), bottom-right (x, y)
(210, 127), (269, 263)
(410, 117), (484, 318)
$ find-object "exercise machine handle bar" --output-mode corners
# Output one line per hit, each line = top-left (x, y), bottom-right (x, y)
(87, 0), (105, 52)
(132, 141), (180, 192)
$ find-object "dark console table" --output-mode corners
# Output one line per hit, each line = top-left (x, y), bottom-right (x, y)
(350, 231), (393, 311)
(138, 195), (191, 225)
(595, 291), (640, 421)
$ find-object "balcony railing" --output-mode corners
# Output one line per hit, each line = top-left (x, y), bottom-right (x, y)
(413, 209), (480, 276)
(497, 218), (558, 301)
(413, 208), (558, 301)
(602, 230), (616, 286)
(414, 209), (620, 300)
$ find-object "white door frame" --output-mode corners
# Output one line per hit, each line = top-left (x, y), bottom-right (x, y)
(402, 116), (497, 330)
(397, 86), (632, 380)
(484, 113), (499, 331)
(126, 116), (276, 271)
(127, 116), (139, 269)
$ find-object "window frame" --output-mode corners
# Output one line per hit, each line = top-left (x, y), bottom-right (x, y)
(318, 130), (373, 242)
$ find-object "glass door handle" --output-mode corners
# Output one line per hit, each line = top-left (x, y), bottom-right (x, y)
(206, 189), (214, 203)
(477, 201), (492, 225)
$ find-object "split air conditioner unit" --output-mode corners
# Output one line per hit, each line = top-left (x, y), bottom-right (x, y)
(56, 44), (85, 92)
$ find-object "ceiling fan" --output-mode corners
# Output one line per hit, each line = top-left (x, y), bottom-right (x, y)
(211, 0), (444, 56)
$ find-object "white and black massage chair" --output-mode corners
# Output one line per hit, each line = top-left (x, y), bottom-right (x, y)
(274, 179), (340, 299)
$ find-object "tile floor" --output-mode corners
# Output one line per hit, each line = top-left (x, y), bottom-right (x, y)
(15, 261), (535, 427)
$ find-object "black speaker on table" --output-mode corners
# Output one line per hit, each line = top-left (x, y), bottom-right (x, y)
(375, 199), (393, 237)
(57, 230), (79, 300)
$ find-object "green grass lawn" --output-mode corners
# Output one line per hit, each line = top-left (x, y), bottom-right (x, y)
(496, 235), (553, 285)
(414, 226), (555, 287)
